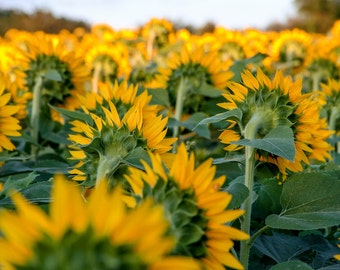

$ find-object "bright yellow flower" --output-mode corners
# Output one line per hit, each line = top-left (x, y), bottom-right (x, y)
(83, 41), (131, 84)
(0, 175), (200, 270)
(125, 143), (248, 270)
(268, 29), (313, 74)
(0, 73), (21, 152)
(15, 31), (90, 115)
(68, 82), (176, 185)
(320, 79), (340, 138)
(218, 69), (334, 180)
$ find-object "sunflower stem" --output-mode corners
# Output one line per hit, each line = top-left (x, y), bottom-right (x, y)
(312, 72), (321, 91)
(146, 30), (156, 61)
(30, 74), (44, 159)
(92, 62), (102, 94)
(329, 106), (339, 156)
(173, 77), (189, 150)
(95, 154), (120, 187)
(239, 112), (264, 270)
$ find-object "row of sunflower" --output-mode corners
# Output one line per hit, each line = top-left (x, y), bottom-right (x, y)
(0, 17), (339, 269)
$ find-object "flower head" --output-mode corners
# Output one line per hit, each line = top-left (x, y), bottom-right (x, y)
(67, 81), (176, 186)
(218, 69), (334, 179)
(125, 143), (248, 270)
(149, 43), (233, 114)
(0, 175), (200, 270)
(17, 31), (90, 114)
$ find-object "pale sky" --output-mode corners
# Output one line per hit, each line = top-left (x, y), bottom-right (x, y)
(0, 0), (296, 30)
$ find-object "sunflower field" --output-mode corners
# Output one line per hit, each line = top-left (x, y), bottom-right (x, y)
(0, 17), (340, 270)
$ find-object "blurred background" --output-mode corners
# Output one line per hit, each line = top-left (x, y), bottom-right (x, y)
(0, 0), (339, 35)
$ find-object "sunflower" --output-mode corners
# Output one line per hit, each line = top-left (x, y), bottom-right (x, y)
(268, 29), (313, 74)
(83, 41), (131, 92)
(149, 43), (233, 116)
(140, 18), (174, 60)
(67, 83), (176, 186)
(16, 31), (90, 113)
(0, 72), (21, 152)
(212, 27), (253, 62)
(125, 143), (249, 270)
(302, 36), (340, 90)
(320, 79), (340, 138)
(218, 69), (334, 180)
(0, 175), (200, 270)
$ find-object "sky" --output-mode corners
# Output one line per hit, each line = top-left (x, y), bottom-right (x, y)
(0, 0), (296, 30)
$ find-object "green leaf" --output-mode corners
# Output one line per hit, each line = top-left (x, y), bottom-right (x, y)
(1, 172), (38, 195)
(254, 232), (340, 266)
(252, 177), (283, 219)
(234, 126), (295, 161)
(196, 83), (223, 97)
(182, 112), (210, 139)
(265, 172), (340, 230)
(44, 69), (62, 82)
(269, 261), (313, 270)
(193, 108), (243, 139)
(230, 53), (267, 82)
(49, 105), (93, 125)
(123, 147), (151, 170)
(225, 182), (249, 209)
(147, 88), (170, 108)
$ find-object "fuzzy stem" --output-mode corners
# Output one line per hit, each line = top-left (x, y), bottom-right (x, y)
(173, 77), (189, 150)
(248, 225), (269, 248)
(239, 112), (264, 270)
(30, 75), (44, 159)
(95, 154), (120, 187)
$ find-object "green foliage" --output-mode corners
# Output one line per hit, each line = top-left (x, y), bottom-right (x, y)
(235, 126), (296, 161)
(266, 172), (340, 230)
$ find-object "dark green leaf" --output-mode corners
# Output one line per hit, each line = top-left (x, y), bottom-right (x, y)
(49, 105), (93, 125)
(225, 182), (249, 209)
(123, 147), (151, 170)
(234, 126), (295, 161)
(182, 112), (210, 139)
(196, 83), (223, 97)
(0, 181), (52, 206)
(266, 172), (340, 230)
(255, 232), (339, 268)
(1, 172), (38, 195)
(230, 53), (267, 82)
(147, 88), (170, 108)
(193, 108), (243, 139)
(269, 261), (313, 270)
(252, 177), (283, 219)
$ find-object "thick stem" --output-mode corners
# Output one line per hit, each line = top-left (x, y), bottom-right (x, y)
(95, 154), (120, 187)
(312, 72), (321, 92)
(173, 77), (189, 150)
(239, 112), (264, 270)
(30, 75), (44, 159)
